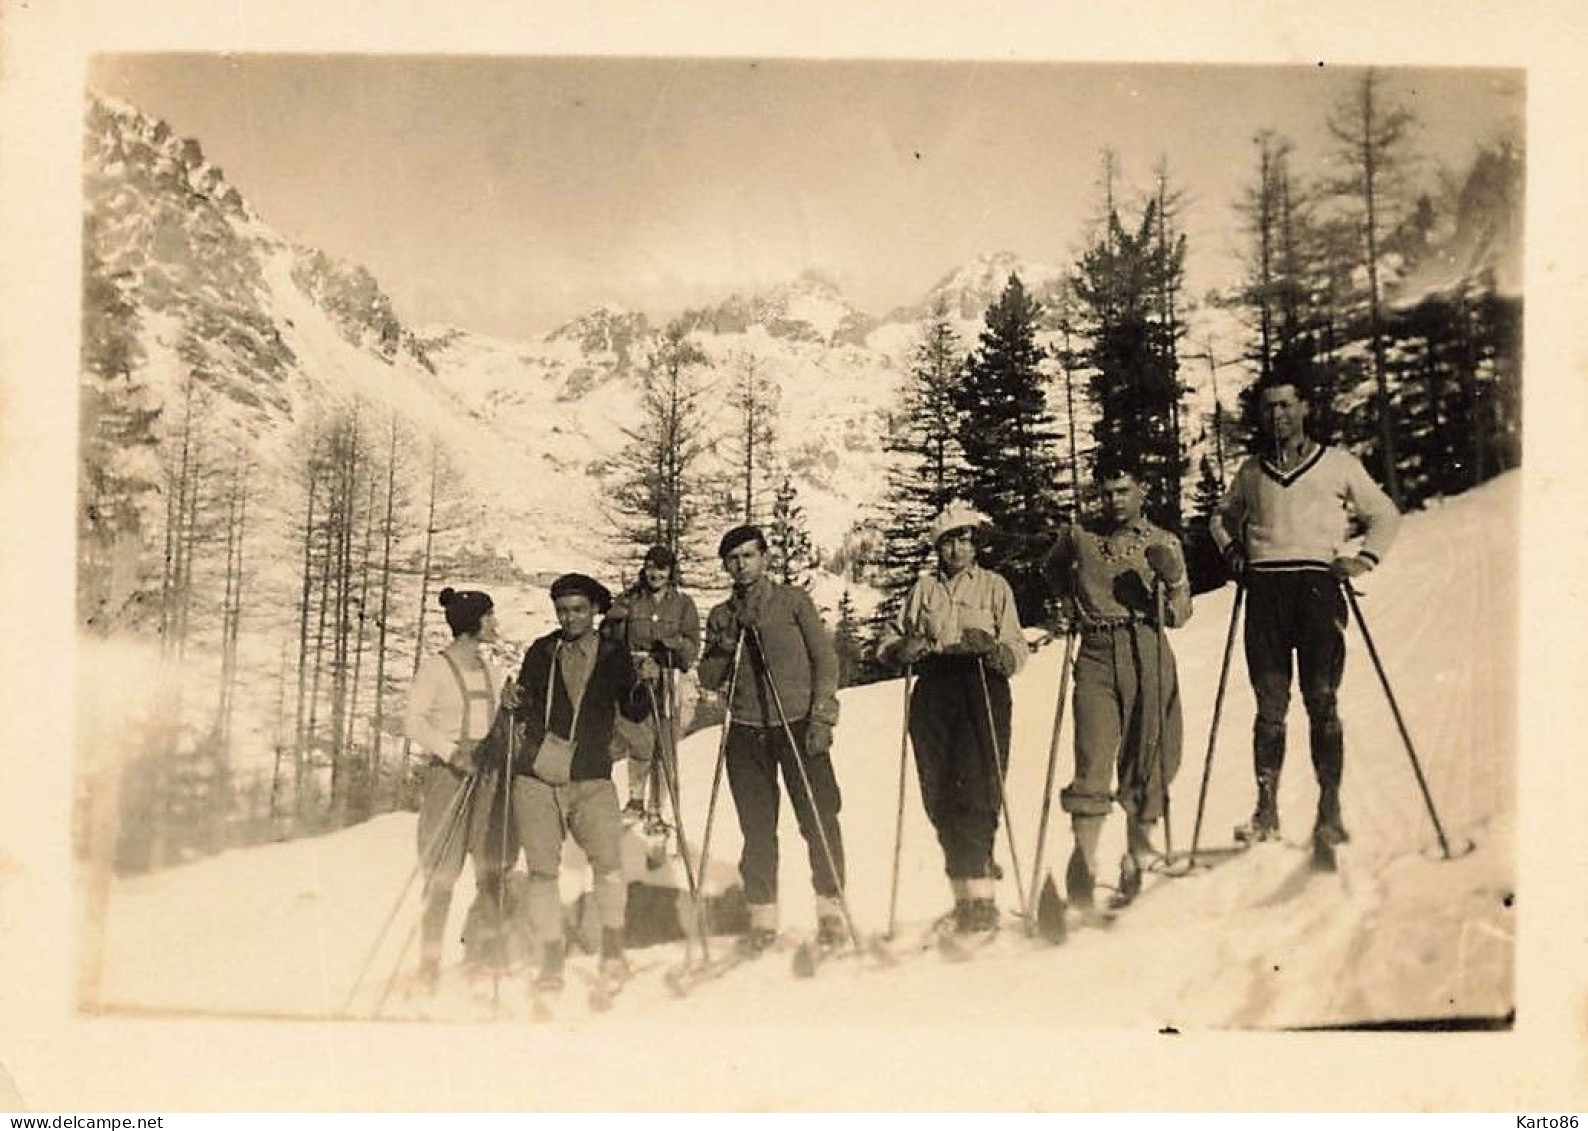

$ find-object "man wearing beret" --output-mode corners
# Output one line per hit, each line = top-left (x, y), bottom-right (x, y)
(697, 524), (847, 952)
(1045, 456), (1192, 912)
(601, 543), (701, 824)
(510, 572), (654, 992)
(876, 501), (1028, 933)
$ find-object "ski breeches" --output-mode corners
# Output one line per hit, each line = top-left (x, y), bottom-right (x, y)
(416, 763), (516, 962)
(512, 776), (626, 943)
(1061, 622), (1182, 823)
(1243, 568), (1348, 788)
(909, 659), (1011, 881)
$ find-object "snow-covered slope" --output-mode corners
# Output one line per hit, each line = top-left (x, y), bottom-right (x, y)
(93, 474), (1517, 1053)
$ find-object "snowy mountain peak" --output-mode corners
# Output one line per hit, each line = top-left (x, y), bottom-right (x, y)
(890, 251), (1070, 325)
(545, 304), (653, 371)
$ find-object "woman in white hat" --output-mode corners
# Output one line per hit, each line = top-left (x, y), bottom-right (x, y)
(877, 501), (1027, 933)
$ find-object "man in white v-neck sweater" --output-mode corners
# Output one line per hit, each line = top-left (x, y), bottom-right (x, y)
(1211, 375), (1401, 848)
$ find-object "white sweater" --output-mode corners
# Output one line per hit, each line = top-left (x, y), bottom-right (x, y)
(1211, 445), (1401, 571)
(404, 649), (500, 760)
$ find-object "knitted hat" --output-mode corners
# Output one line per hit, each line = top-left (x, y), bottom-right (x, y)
(549, 572), (613, 613)
(926, 501), (991, 547)
(438, 587), (494, 637)
(717, 524), (767, 558)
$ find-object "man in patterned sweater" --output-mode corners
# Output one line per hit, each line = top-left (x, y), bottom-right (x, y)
(1211, 372), (1401, 848)
(1045, 459), (1192, 911)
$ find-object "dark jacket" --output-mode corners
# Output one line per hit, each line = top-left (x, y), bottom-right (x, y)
(697, 577), (839, 729)
(602, 582), (701, 670)
(512, 631), (647, 782)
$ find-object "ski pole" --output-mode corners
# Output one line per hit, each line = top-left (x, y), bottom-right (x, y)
(646, 678), (702, 969)
(1025, 629), (1076, 933)
(693, 630), (746, 961)
(1343, 584), (1454, 858)
(975, 657), (1030, 925)
(885, 665), (915, 940)
(646, 679), (701, 900)
(491, 688), (520, 1007)
(1186, 582), (1244, 869)
(750, 626), (864, 952)
(343, 764), (479, 1013)
(1154, 583), (1174, 863)
(368, 769), (483, 1018)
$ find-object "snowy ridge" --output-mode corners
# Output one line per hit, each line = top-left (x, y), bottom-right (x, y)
(95, 474), (1516, 1036)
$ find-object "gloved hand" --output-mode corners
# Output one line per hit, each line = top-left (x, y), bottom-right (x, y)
(960, 627), (999, 656)
(452, 738), (481, 772)
(805, 719), (834, 756)
(1330, 555), (1370, 581)
(635, 654), (662, 682)
(1144, 542), (1185, 586)
(499, 678), (524, 712)
(984, 647), (1016, 678)
(1222, 542), (1248, 578)
(895, 635), (933, 665)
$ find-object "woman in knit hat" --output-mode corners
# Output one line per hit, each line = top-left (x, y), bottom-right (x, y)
(877, 502), (1028, 934)
(402, 586), (513, 992)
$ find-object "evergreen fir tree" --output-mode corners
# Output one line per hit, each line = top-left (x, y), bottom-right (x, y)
(1071, 198), (1186, 530)
(950, 274), (1063, 621)
(767, 476), (815, 589)
(870, 298), (967, 630)
(833, 588), (874, 688)
(607, 321), (721, 581)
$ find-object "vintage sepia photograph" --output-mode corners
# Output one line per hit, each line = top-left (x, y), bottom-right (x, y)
(4, 0), (1585, 1115)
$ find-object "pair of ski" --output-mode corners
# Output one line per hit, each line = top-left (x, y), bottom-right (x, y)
(526, 960), (649, 1021)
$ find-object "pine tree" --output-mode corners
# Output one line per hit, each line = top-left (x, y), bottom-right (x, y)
(607, 321), (721, 580)
(833, 588), (870, 688)
(871, 298), (967, 626)
(1326, 68), (1419, 508)
(767, 476), (815, 589)
(723, 349), (780, 525)
(1071, 192), (1186, 529)
(951, 274), (1063, 621)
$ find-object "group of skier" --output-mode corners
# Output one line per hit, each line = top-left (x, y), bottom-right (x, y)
(399, 368), (1401, 998)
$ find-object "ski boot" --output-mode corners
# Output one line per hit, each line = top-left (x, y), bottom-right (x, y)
(1108, 854), (1143, 910)
(736, 927), (778, 957)
(965, 898), (999, 933)
(532, 941), (566, 993)
(1064, 846), (1095, 911)
(1234, 776), (1282, 844)
(816, 915), (849, 949)
(1314, 785), (1350, 846)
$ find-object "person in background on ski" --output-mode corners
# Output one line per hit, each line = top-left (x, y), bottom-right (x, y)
(877, 501), (1028, 934)
(402, 587), (514, 992)
(697, 524), (847, 952)
(510, 573), (654, 992)
(1211, 370), (1401, 850)
(1044, 458), (1192, 912)
(601, 543), (701, 824)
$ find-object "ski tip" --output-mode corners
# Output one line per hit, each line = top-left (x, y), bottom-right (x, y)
(1035, 875), (1068, 945)
(791, 941), (817, 978)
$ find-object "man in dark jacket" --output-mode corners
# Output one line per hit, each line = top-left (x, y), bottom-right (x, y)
(602, 543), (701, 822)
(511, 572), (652, 992)
(697, 525), (846, 951)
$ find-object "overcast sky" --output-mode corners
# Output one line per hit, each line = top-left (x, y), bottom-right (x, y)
(90, 56), (1523, 338)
